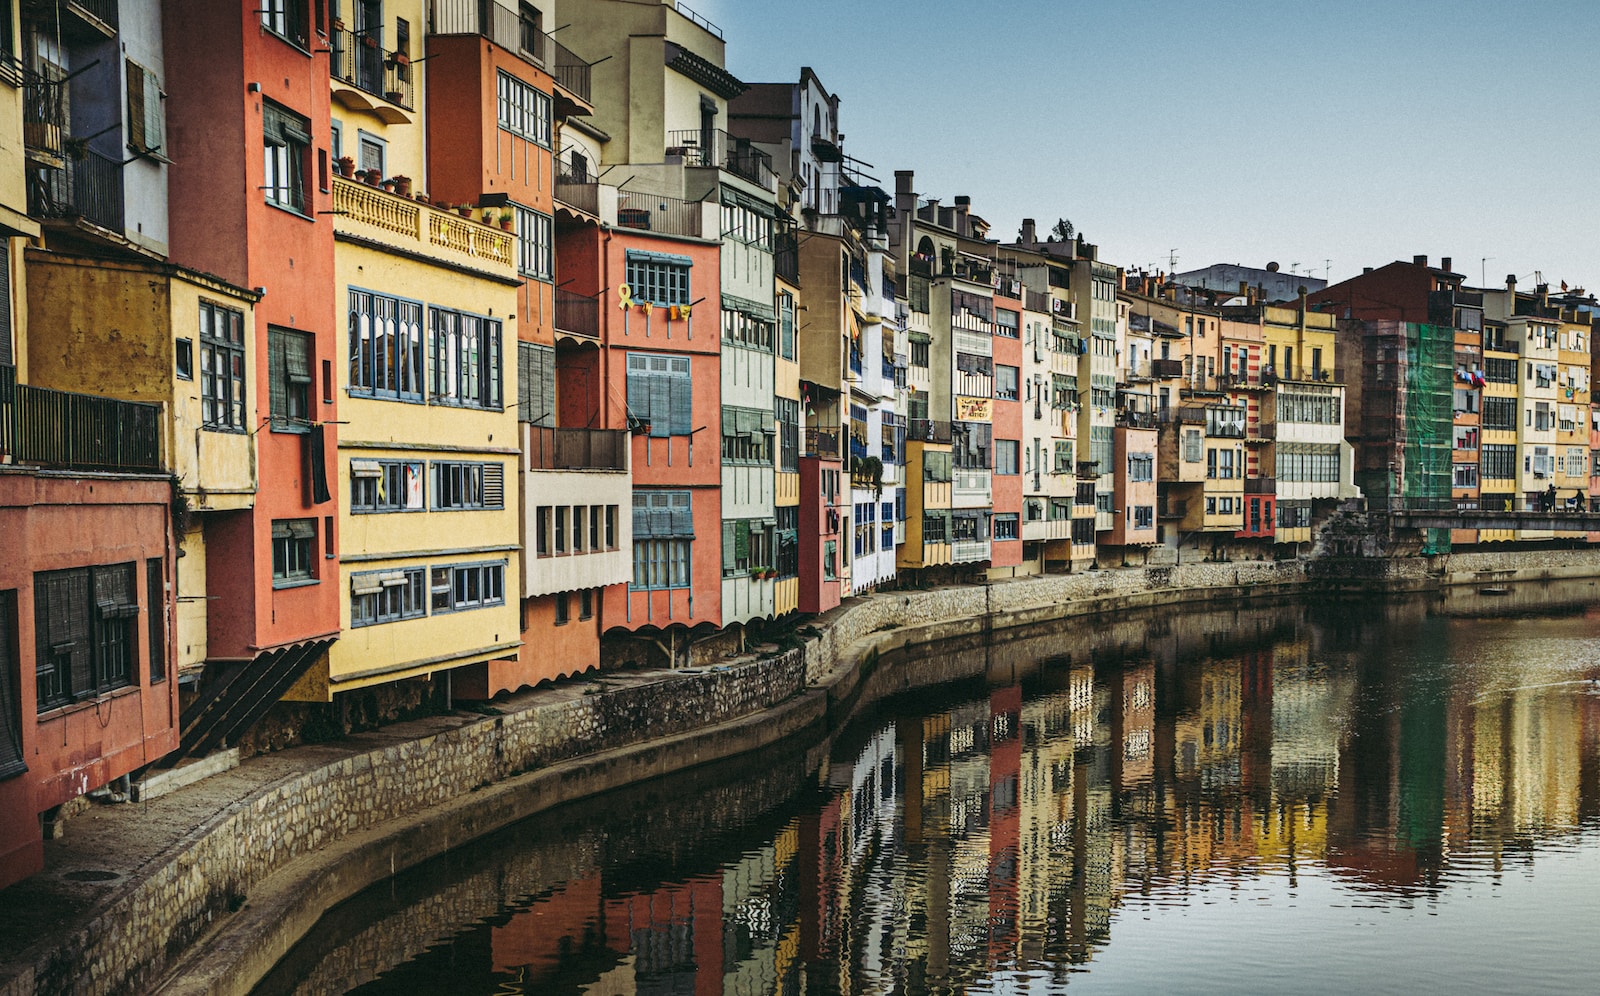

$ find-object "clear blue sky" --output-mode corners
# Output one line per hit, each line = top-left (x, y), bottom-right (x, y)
(687, 0), (1600, 291)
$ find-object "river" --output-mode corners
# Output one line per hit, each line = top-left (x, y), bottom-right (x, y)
(255, 580), (1600, 995)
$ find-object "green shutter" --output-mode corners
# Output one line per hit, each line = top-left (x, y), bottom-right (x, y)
(722, 520), (736, 572)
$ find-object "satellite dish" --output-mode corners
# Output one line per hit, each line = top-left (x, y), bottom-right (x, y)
(1266, 262), (1280, 272)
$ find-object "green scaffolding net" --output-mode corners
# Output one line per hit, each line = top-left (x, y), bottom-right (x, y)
(1405, 322), (1455, 554)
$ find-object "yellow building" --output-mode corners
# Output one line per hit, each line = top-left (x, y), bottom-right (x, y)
(1479, 319), (1518, 541)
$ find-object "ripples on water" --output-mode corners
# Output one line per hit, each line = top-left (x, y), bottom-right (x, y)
(256, 585), (1600, 996)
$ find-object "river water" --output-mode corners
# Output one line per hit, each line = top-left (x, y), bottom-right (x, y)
(256, 581), (1600, 995)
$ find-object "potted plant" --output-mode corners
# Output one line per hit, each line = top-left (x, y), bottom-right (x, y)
(330, 15), (344, 32)
(456, 203), (473, 218)
(391, 175), (412, 197)
(497, 207), (515, 231)
(379, 177), (395, 193)
(361, 32), (378, 48)
(415, 193), (429, 205)
(363, 170), (381, 187)
(335, 155), (355, 178)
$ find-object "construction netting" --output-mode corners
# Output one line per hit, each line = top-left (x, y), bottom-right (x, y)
(1355, 321), (1454, 553)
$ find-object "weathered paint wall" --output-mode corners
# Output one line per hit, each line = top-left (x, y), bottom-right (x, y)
(0, 471), (176, 892)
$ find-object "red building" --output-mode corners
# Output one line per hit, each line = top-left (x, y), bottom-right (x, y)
(990, 288), (1025, 571)
(162, 0), (340, 742)
(798, 451), (844, 613)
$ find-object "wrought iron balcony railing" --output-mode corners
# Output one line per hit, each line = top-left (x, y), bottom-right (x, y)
(0, 364), (162, 473)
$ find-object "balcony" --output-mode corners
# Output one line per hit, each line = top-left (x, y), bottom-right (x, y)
(331, 26), (413, 120)
(554, 289), (600, 340)
(1159, 498), (1189, 519)
(665, 129), (778, 192)
(1245, 477), (1276, 494)
(1150, 358), (1184, 379)
(548, 34), (592, 106)
(22, 68), (64, 165)
(331, 176), (514, 279)
(30, 148), (125, 233)
(952, 467), (991, 507)
(553, 163), (599, 217)
(804, 426), (841, 459)
(615, 190), (703, 238)
(1158, 405), (1208, 426)
(430, 0), (533, 58)
(952, 537), (991, 563)
(908, 418), (952, 444)
(1117, 410), (1158, 430)
(1, 364), (162, 473)
(525, 427), (628, 471)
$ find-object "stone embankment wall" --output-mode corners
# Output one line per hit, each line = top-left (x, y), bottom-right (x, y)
(2, 550), (1592, 996)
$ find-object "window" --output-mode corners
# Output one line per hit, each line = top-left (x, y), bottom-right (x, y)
(1484, 356), (1518, 384)
(626, 352), (692, 436)
(260, 0), (309, 47)
(995, 364), (1019, 401)
(1452, 388), (1480, 414)
(1278, 503), (1312, 529)
(579, 589), (594, 620)
(632, 491), (693, 590)
(776, 397), (800, 472)
(1276, 443), (1341, 483)
(951, 421), (991, 470)
(34, 565), (138, 712)
(555, 592), (569, 625)
(994, 513), (1019, 541)
(1054, 440), (1074, 474)
(199, 300), (246, 431)
(995, 439), (1019, 475)
(723, 519), (774, 576)
(348, 290), (425, 401)
(1128, 452), (1154, 482)
(358, 132), (385, 179)
(515, 205), (553, 280)
(625, 250), (692, 306)
(350, 459), (425, 512)
(429, 307), (502, 409)
(518, 2), (543, 55)
(1453, 463), (1479, 489)
(271, 520), (317, 586)
(125, 60), (166, 157)
(268, 328), (313, 429)
(175, 338), (193, 380)
(995, 308), (1020, 338)
(1131, 505), (1154, 528)
(146, 559), (164, 683)
(517, 341), (556, 425)
(1482, 443), (1516, 480)
(1453, 426), (1479, 450)
(911, 338), (930, 368)
(778, 291), (796, 360)
(431, 562), (506, 612)
(432, 461), (505, 510)
(720, 193), (774, 249)
(350, 568), (427, 627)
(721, 308), (774, 350)
(1276, 391), (1340, 424)
(496, 71), (551, 145)
(1090, 426), (1114, 476)
(1483, 396), (1517, 429)
(263, 100), (311, 213)
(824, 540), (837, 580)
(0, 590), (21, 779)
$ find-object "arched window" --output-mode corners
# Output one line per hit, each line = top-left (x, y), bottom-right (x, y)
(813, 104), (822, 140)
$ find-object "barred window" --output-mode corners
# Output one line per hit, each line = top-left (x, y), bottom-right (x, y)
(1482, 443), (1516, 480)
(1482, 396), (1517, 429)
(625, 251), (691, 306)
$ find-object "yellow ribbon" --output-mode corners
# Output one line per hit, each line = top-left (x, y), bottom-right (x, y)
(617, 283), (635, 309)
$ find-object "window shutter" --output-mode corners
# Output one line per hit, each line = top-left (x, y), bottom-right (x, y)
(126, 59), (146, 153)
(284, 332), (311, 383)
(734, 519), (750, 560)
(481, 463), (504, 508)
(649, 493), (671, 536)
(632, 495), (651, 538)
(722, 521), (736, 572)
(267, 330), (288, 418)
(669, 366), (693, 435)
(144, 67), (165, 154)
(670, 492), (693, 537)
(626, 364), (646, 427)
(0, 240), (11, 366)
(0, 592), (25, 778)
(648, 372), (671, 437)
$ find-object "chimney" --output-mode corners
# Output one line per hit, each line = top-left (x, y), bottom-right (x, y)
(1413, 254), (1428, 266)
(1441, 256), (1452, 273)
(953, 195), (970, 236)
(1537, 283), (1550, 309)
(1020, 218), (1036, 244)
(894, 170), (916, 214)
(1363, 267), (1373, 274)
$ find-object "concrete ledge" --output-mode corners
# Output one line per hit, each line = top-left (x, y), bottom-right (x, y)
(131, 750), (240, 804)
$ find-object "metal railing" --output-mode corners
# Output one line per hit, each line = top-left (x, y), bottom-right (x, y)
(525, 427), (627, 471)
(1150, 358), (1184, 378)
(673, 1), (724, 39)
(553, 163), (598, 215)
(908, 418), (952, 443)
(1245, 477), (1276, 494)
(665, 129), (777, 191)
(66, 0), (118, 30)
(804, 426), (840, 459)
(1117, 410), (1158, 429)
(549, 34), (591, 103)
(615, 191), (702, 237)
(331, 26), (412, 108)
(22, 67), (64, 159)
(32, 148), (125, 232)
(554, 289), (599, 338)
(1, 365), (162, 472)
(429, 0), (522, 52)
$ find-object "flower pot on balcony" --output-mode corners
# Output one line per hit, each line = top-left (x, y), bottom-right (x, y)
(392, 175), (412, 197)
(362, 36), (378, 48)
(456, 205), (473, 218)
(336, 156), (355, 178)
(379, 179), (395, 193)
(330, 16), (344, 31)
(385, 90), (404, 104)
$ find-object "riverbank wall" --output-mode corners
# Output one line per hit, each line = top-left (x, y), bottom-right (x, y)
(4, 549), (1599, 996)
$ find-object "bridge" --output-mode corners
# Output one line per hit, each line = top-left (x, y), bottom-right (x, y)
(1384, 499), (1600, 532)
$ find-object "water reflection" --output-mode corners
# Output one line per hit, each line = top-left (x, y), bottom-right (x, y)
(259, 583), (1600, 995)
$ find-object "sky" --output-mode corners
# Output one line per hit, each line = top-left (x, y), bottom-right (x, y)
(685, 0), (1600, 291)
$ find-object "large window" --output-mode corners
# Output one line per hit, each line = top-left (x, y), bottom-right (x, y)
(625, 250), (691, 306)
(350, 568), (427, 627)
(632, 491), (693, 590)
(272, 519), (317, 586)
(496, 71), (551, 145)
(200, 300), (246, 431)
(268, 327), (313, 429)
(433, 461), (505, 511)
(349, 290), (425, 401)
(723, 519), (774, 576)
(1483, 396), (1517, 429)
(722, 407), (773, 463)
(431, 562), (507, 612)
(1276, 391), (1339, 424)
(260, 0), (310, 47)
(776, 397), (800, 472)
(515, 205), (553, 280)
(1481, 443), (1516, 480)
(34, 565), (138, 712)
(721, 308), (774, 350)
(1276, 443), (1340, 483)
(1128, 452), (1154, 482)
(0, 590), (23, 779)
(994, 439), (1019, 475)
(626, 352), (692, 436)
(993, 513), (1019, 540)
(994, 364), (1019, 401)
(429, 307), (502, 409)
(951, 421), (991, 470)
(263, 100), (311, 213)
(350, 459), (425, 513)
(518, 341), (556, 425)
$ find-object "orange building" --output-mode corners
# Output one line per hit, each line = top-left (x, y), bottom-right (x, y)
(989, 285), (1026, 571)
